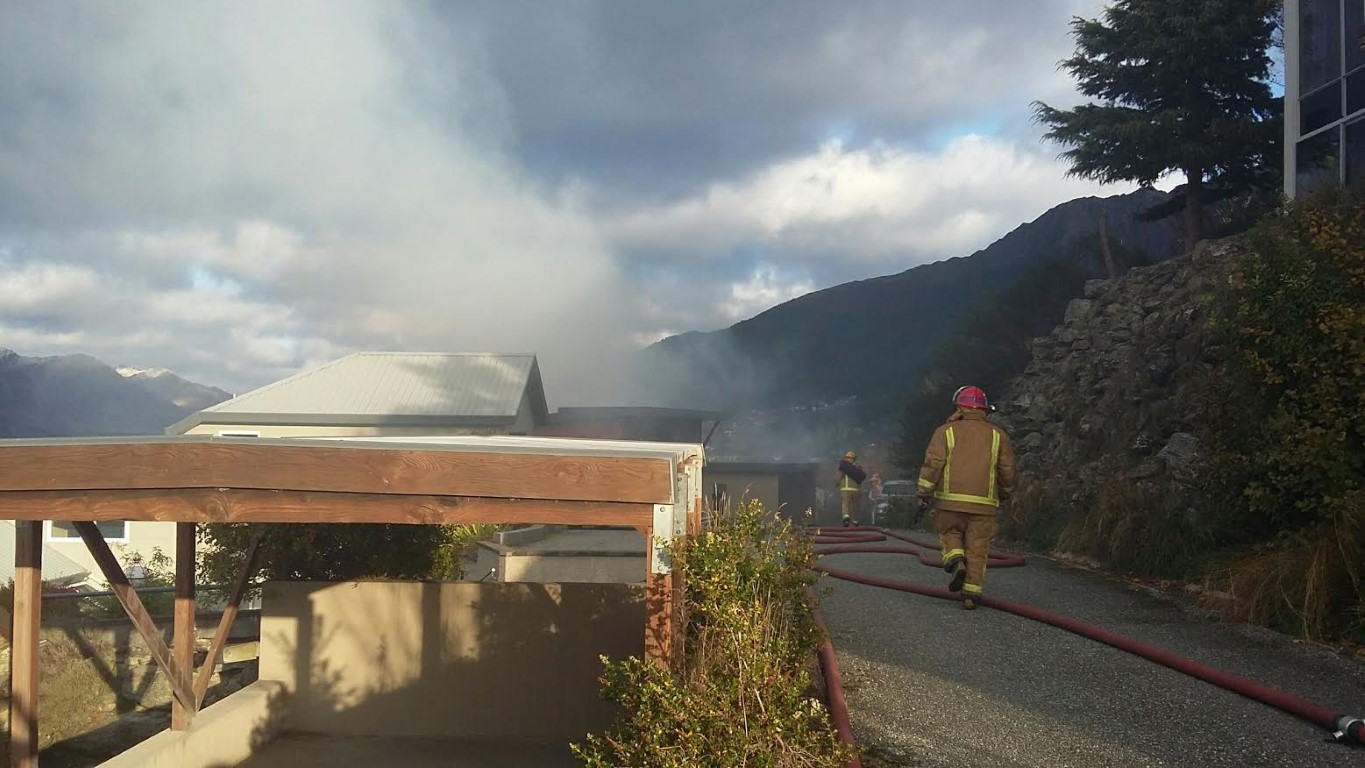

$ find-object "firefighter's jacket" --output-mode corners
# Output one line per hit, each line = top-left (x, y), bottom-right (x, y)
(917, 408), (1017, 515)
(837, 464), (862, 493)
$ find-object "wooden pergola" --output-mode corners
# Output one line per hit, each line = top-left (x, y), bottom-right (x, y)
(0, 435), (702, 768)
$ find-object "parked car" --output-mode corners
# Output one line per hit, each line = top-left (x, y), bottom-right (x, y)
(874, 480), (924, 528)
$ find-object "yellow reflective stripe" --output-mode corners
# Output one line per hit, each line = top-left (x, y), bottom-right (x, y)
(962, 583), (983, 595)
(840, 475), (857, 490)
(941, 548), (965, 563)
(987, 429), (1001, 502)
(917, 477), (935, 490)
(933, 491), (1001, 508)
(943, 427), (955, 493)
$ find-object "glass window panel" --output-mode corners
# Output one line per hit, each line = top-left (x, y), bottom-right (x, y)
(1349, 69), (1365, 117)
(1302, 82), (1343, 134)
(50, 520), (127, 540)
(1301, 0), (1342, 93)
(1347, 0), (1365, 74)
(1347, 119), (1365, 191)
(1297, 128), (1342, 196)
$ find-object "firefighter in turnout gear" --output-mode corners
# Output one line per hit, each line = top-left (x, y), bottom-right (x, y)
(917, 386), (1017, 610)
(836, 451), (865, 527)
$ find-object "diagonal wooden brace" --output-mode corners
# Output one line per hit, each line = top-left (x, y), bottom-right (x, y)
(74, 521), (197, 715)
(194, 533), (263, 706)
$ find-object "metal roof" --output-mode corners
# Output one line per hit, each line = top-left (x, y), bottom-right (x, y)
(0, 433), (703, 464)
(0, 522), (90, 587)
(707, 460), (820, 474)
(550, 407), (725, 422)
(170, 352), (548, 432)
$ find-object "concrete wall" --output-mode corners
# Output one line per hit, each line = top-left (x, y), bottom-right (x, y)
(468, 546), (646, 584)
(258, 580), (644, 741)
(95, 680), (286, 768)
(704, 468), (780, 512)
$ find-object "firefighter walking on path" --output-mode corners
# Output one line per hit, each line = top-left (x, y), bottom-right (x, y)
(836, 451), (866, 527)
(917, 386), (1017, 610)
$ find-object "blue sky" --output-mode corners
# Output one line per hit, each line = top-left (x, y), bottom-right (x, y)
(0, 0), (1183, 403)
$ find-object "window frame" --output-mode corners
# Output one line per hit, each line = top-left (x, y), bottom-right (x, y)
(46, 520), (130, 544)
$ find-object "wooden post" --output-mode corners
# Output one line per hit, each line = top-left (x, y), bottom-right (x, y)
(10, 520), (42, 768)
(172, 523), (196, 730)
(643, 524), (675, 669)
(73, 522), (196, 714)
(194, 535), (262, 706)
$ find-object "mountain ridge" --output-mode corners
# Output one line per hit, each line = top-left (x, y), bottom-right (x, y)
(639, 188), (1183, 415)
(0, 348), (230, 438)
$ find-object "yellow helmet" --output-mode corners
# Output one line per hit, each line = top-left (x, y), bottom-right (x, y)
(843, 451), (856, 461)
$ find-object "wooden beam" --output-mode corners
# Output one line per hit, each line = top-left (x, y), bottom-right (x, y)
(194, 534), (262, 706)
(0, 489), (655, 528)
(9, 520), (41, 768)
(0, 443), (674, 503)
(172, 522), (196, 730)
(74, 522), (197, 715)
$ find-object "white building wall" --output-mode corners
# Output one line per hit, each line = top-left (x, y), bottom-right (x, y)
(45, 520), (180, 588)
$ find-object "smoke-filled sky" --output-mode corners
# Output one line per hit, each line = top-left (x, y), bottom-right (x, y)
(0, 0), (1136, 405)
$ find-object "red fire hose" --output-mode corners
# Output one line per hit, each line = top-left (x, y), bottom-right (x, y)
(808, 526), (1363, 748)
(807, 586), (861, 768)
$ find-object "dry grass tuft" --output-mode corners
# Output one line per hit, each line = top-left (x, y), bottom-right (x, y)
(1203, 497), (1365, 642)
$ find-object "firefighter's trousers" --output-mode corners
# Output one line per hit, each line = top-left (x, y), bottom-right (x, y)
(840, 489), (860, 522)
(935, 509), (998, 597)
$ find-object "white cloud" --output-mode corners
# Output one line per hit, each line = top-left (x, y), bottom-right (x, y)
(721, 266), (815, 321)
(0, 262), (101, 313)
(607, 135), (1130, 270)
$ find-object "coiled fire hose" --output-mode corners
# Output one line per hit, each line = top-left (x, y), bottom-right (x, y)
(809, 526), (1363, 750)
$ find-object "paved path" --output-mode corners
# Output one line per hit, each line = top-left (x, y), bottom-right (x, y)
(818, 541), (1365, 768)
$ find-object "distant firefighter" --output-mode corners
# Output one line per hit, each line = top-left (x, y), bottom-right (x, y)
(917, 386), (1017, 610)
(835, 450), (866, 527)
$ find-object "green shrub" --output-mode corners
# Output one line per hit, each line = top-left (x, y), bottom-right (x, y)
(1206, 185), (1365, 534)
(1201, 185), (1365, 639)
(197, 522), (495, 584)
(572, 501), (852, 768)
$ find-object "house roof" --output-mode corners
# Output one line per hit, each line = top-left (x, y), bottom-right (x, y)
(169, 352), (549, 433)
(706, 460), (821, 474)
(548, 407), (725, 423)
(0, 522), (90, 587)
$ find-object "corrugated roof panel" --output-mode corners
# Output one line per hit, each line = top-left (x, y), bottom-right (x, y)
(205, 353), (537, 418)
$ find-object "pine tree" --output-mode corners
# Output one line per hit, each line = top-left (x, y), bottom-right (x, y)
(1034, 0), (1280, 252)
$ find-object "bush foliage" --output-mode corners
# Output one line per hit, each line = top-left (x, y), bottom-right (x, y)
(1203, 186), (1365, 639)
(572, 501), (852, 767)
(198, 522), (494, 586)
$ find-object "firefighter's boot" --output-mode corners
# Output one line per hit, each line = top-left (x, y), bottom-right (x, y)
(948, 563), (967, 593)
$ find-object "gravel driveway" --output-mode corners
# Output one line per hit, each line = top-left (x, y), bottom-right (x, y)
(816, 543), (1365, 768)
